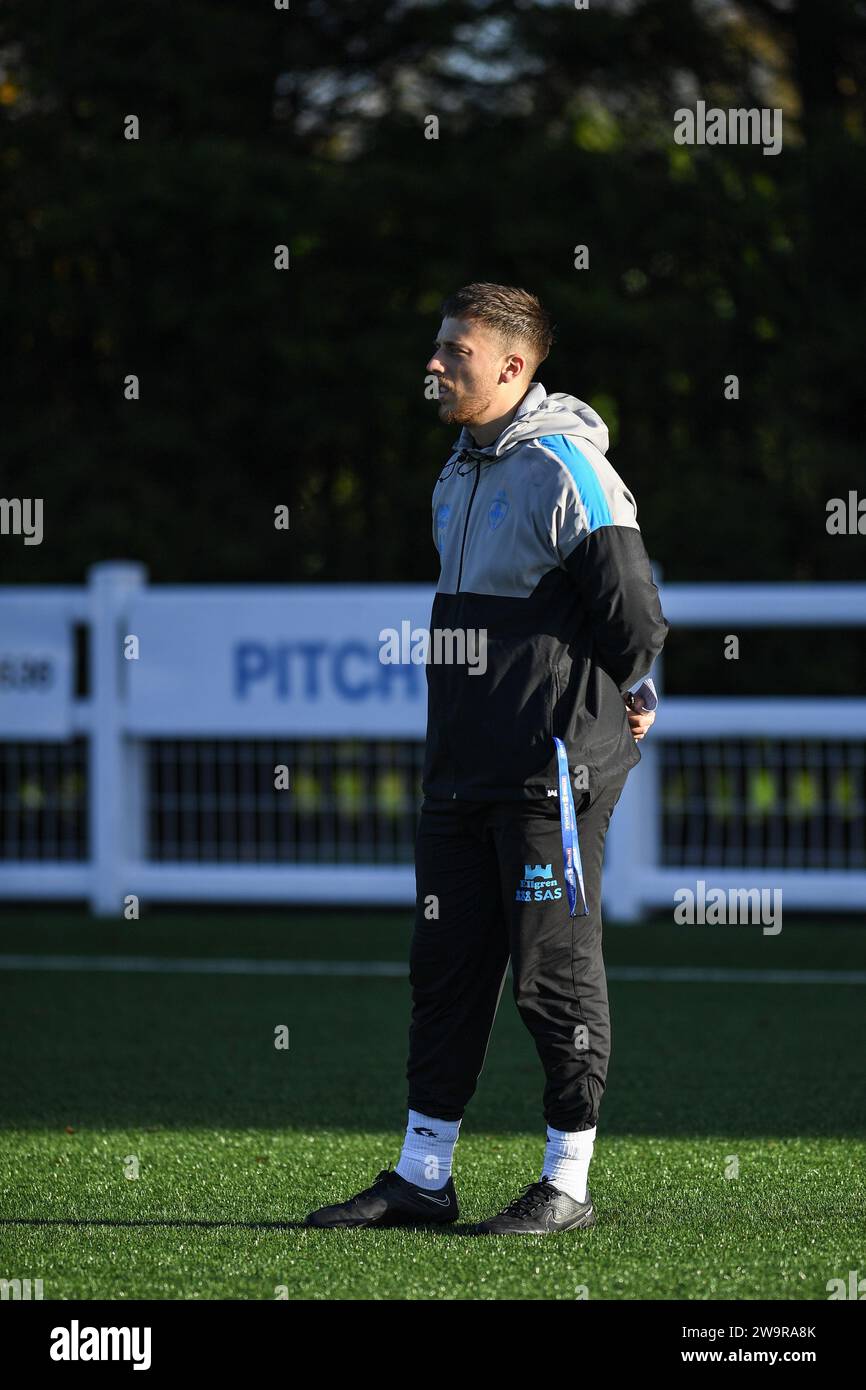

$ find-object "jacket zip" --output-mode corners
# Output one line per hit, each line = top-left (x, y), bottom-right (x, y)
(456, 455), (481, 593)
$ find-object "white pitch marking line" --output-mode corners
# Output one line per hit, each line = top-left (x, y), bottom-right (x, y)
(0, 955), (864, 984)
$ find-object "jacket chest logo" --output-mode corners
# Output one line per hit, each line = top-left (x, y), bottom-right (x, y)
(488, 489), (509, 531)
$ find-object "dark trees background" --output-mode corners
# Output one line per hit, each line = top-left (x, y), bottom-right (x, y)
(1, 0), (864, 687)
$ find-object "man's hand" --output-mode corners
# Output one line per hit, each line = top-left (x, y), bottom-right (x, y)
(624, 690), (656, 741)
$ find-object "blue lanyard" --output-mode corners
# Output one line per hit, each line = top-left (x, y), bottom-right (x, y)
(554, 737), (588, 917)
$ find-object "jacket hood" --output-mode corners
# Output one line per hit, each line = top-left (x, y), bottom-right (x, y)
(453, 381), (610, 461)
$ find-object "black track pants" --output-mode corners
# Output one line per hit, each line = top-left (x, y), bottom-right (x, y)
(406, 771), (629, 1132)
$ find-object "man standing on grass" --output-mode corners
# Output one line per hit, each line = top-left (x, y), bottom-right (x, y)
(306, 283), (669, 1235)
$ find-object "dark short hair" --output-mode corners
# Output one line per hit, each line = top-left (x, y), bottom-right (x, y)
(440, 282), (555, 373)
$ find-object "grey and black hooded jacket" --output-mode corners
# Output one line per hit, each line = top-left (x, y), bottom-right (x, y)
(422, 381), (670, 801)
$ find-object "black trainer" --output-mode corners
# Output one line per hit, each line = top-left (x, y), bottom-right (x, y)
(304, 1167), (458, 1229)
(472, 1178), (596, 1235)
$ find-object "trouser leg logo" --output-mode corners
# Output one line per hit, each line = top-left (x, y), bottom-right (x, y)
(515, 864), (563, 903)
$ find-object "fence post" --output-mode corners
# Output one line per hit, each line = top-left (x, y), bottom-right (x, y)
(87, 561), (147, 916)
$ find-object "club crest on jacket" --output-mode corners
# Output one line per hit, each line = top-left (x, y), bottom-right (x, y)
(488, 490), (509, 530)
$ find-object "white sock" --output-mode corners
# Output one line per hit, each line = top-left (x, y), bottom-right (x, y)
(541, 1124), (596, 1203)
(395, 1109), (461, 1190)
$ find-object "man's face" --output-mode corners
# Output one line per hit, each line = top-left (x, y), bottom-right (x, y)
(426, 317), (508, 427)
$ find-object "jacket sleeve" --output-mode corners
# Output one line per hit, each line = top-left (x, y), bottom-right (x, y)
(547, 445), (670, 693)
(564, 525), (668, 692)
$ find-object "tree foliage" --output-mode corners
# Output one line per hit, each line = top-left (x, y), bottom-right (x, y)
(1, 0), (864, 659)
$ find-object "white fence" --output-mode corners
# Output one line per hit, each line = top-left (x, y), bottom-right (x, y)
(1, 562), (865, 920)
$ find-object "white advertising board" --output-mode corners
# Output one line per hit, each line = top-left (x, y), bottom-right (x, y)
(0, 598), (72, 737)
(125, 585), (436, 736)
